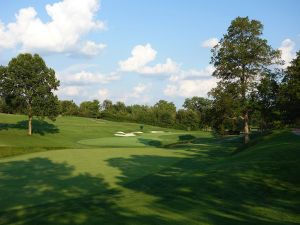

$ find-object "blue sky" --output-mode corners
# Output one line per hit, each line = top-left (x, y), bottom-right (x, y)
(0, 0), (299, 107)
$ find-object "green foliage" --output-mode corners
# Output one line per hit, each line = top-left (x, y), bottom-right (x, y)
(176, 109), (200, 130)
(279, 51), (300, 124)
(101, 100), (181, 129)
(253, 70), (281, 129)
(183, 97), (212, 129)
(0, 113), (299, 224)
(79, 100), (100, 118)
(0, 53), (60, 134)
(59, 100), (79, 116)
(210, 17), (281, 141)
(153, 100), (176, 127)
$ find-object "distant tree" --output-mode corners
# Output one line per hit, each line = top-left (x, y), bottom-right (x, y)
(153, 100), (176, 127)
(183, 97), (212, 129)
(59, 100), (79, 116)
(279, 51), (300, 125)
(113, 101), (126, 113)
(0, 53), (60, 135)
(79, 100), (100, 118)
(130, 104), (154, 124)
(102, 99), (113, 111)
(176, 109), (200, 130)
(211, 17), (281, 143)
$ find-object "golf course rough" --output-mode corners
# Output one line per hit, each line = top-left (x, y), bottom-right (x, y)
(0, 113), (299, 225)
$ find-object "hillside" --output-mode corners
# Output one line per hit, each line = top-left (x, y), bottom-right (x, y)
(0, 113), (299, 225)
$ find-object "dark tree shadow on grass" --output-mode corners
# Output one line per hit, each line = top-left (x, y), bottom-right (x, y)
(0, 119), (59, 135)
(0, 158), (123, 224)
(178, 134), (196, 142)
(138, 138), (162, 147)
(108, 141), (300, 225)
(0, 157), (192, 225)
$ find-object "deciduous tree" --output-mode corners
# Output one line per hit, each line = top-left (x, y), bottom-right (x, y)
(1, 53), (60, 135)
(211, 17), (281, 143)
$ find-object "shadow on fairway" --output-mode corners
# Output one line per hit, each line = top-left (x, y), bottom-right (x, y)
(0, 119), (59, 135)
(0, 158), (122, 224)
(178, 134), (196, 142)
(138, 134), (222, 150)
(138, 138), (162, 147)
(108, 138), (300, 225)
(0, 157), (190, 225)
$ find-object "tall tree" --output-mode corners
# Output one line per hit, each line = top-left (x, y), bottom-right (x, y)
(211, 17), (281, 143)
(1, 53), (60, 135)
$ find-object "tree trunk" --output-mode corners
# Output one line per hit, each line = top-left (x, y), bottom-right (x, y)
(244, 111), (249, 144)
(28, 115), (32, 136)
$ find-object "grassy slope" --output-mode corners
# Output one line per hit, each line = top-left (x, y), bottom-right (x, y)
(0, 113), (177, 157)
(0, 113), (299, 225)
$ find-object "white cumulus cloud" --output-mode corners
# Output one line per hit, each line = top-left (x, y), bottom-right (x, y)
(279, 38), (296, 68)
(202, 38), (219, 48)
(58, 70), (120, 85)
(164, 64), (217, 98)
(118, 83), (152, 104)
(0, 0), (105, 56)
(169, 65), (215, 82)
(139, 58), (179, 74)
(119, 43), (179, 75)
(164, 78), (217, 98)
(80, 41), (106, 56)
(57, 86), (82, 96)
(97, 89), (109, 100)
(119, 43), (157, 72)
(130, 83), (149, 98)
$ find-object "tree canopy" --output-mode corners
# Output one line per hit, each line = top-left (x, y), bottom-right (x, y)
(211, 16), (281, 143)
(0, 53), (60, 135)
(279, 51), (300, 124)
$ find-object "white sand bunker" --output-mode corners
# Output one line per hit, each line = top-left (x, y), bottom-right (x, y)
(114, 131), (143, 137)
(150, 131), (165, 133)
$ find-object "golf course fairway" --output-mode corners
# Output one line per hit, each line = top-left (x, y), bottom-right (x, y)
(0, 114), (299, 225)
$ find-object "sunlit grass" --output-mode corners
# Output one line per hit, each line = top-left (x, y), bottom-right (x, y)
(0, 113), (299, 224)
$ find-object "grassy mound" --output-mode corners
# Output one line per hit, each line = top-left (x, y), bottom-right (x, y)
(0, 113), (299, 224)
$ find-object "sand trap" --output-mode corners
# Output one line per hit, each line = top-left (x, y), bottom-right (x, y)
(151, 131), (165, 133)
(114, 131), (144, 137)
(114, 133), (136, 137)
(114, 131), (136, 137)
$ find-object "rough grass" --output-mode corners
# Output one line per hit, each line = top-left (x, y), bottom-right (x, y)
(0, 113), (299, 225)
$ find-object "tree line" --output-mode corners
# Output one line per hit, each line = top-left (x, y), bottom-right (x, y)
(0, 17), (299, 143)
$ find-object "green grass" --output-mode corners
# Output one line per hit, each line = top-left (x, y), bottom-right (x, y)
(0, 113), (299, 224)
